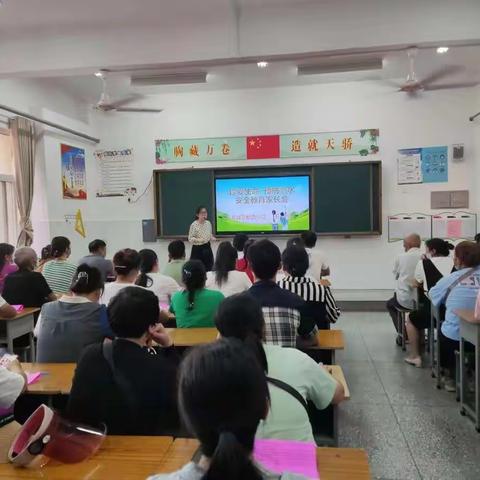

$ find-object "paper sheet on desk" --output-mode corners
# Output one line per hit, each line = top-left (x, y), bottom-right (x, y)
(27, 372), (42, 384)
(254, 438), (319, 479)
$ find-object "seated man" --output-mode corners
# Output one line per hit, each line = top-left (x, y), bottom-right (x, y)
(300, 231), (330, 281)
(386, 233), (422, 343)
(162, 240), (186, 287)
(248, 239), (317, 348)
(78, 239), (114, 281)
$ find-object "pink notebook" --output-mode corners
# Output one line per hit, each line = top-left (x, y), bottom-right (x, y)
(254, 438), (319, 479)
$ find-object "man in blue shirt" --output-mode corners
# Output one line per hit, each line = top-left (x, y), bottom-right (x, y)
(430, 241), (480, 391)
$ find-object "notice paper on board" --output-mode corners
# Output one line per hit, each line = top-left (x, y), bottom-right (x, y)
(397, 146), (448, 184)
(95, 149), (135, 197)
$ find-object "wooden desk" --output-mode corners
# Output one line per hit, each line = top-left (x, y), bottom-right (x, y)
(0, 436), (370, 480)
(317, 447), (371, 480)
(166, 327), (218, 347)
(303, 329), (345, 363)
(0, 436), (174, 479)
(153, 439), (371, 480)
(455, 309), (480, 431)
(0, 308), (39, 361)
(328, 365), (350, 399)
(22, 363), (75, 395)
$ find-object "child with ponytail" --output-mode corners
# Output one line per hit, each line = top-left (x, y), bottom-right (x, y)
(169, 260), (224, 328)
(148, 338), (306, 479)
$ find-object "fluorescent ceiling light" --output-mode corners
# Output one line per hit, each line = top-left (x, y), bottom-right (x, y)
(131, 72), (207, 86)
(297, 57), (383, 75)
(436, 46), (449, 54)
(257, 61), (269, 68)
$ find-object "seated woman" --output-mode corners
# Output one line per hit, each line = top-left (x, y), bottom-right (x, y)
(215, 293), (344, 442)
(136, 249), (180, 304)
(430, 241), (480, 391)
(236, 238), (255, 282)
(66, 287), (178, 435)
(206, 241), (251, 297)
(100, 248), (142, 306)
(0, 243), (17, 295)
(278, 246), (340, 329)
(170, 260), (224, 328)
(36, 244), (53, 273)
(35, 264), (111, 363)
(148, 338), (306, 480)
(3, 247), (56, 307)
(42, 236), (77, 294)
(0, 358), (26, 463)
(404, 238), (455, 368)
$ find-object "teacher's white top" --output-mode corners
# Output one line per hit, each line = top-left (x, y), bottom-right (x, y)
(188, 220), (213, 246)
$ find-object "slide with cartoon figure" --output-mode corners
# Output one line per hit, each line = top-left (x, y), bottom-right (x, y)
(215, 175), (310, 234)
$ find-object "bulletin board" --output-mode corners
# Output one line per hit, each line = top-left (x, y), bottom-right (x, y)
(431, 212), (477, 240)
(388, 213), (432, 242)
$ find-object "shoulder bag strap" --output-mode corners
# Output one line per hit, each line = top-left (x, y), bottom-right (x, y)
(444, 266), (480, 302)
(266, 376), (309, 415)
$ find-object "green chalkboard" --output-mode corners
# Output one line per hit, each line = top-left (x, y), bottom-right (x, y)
(157, 170), (213, 236)
(155, 162), (381, 237)
(314, 163), (380, 234)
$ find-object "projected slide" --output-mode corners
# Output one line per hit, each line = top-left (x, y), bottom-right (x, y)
(215, 175), (310, 234)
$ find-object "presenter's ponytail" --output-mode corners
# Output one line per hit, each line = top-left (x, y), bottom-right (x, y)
(182, 260), (207, 311)
(178, 339), (268, 480)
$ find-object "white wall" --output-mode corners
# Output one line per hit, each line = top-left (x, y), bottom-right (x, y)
(41, 80), (476, 291)
(2, 78), (476, 290)
(0, 78), (94, 252)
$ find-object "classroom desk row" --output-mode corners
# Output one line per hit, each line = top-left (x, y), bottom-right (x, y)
(166, 327), (345, 363)
(22, 362), (350, 399)
(0, 437), (371, 480)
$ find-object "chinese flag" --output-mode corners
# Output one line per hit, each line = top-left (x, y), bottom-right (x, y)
(246, 135), (280, 160)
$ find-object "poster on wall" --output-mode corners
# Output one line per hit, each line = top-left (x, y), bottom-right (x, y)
(94, 148), (135, 198)
(397, 146), (448, 185)
(155, 129), (379, 164)
(61, 144), (87, 199)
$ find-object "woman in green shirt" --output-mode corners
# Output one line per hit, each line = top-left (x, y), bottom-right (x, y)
(170, 260), (224, 328)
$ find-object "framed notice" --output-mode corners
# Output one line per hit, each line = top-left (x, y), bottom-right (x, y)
(388, 213), (432, 242)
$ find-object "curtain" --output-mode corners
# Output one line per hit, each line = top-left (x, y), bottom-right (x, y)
(10, 117), (35, 247)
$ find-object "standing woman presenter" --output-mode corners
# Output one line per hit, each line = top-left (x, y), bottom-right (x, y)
(188, 206), (215, 271)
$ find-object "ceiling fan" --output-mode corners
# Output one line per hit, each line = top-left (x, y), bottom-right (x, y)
(94, 70), (163, 113)
(391, 47), (475, 94)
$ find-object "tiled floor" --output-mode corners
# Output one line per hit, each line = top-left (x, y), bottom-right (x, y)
(336, 312), (480, 480)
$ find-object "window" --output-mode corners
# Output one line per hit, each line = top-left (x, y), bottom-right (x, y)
(0, 129), (18, 244)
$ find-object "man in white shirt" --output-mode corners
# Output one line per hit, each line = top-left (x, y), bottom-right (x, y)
(300, 231), (330, 282)
(386, 233), (422, 340)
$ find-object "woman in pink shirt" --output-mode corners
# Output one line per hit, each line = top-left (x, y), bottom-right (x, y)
(0, 244), (17, 295)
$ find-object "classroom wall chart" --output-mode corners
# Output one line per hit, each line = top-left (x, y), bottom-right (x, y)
(155, 129), (379, 164)
(397, 146), (448, 184)
(388, 213), (432, 242)
(61, 144), (87, 200)
(94, 148), (135, 198)
(432, 212), (477, 240)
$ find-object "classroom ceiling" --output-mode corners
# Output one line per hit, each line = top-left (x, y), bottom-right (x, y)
(1, 0), (480, 99)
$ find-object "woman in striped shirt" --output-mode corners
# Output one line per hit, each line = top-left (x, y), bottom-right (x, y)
(278, 245), (340, 329)
(42, 236), (77, 294)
